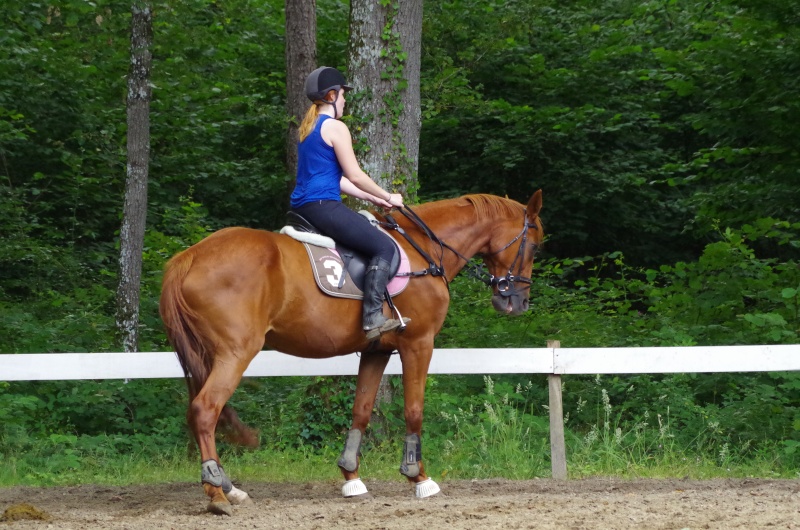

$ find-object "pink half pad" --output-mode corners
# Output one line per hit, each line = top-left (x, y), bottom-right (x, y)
(386, 247), (412, 295)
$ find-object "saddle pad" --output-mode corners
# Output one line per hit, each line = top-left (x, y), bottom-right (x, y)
(303, 243), (411, 300)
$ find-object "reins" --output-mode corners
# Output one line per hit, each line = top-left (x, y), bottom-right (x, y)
(397, 206), (472, 264)
(381, 207), (449, 286)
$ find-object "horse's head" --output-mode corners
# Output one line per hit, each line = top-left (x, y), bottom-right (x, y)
(481, 190), (543, 315)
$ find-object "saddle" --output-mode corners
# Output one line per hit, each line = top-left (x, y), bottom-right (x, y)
(282, 211), (410, 300)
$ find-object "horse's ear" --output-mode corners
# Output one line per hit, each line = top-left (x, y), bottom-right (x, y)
(526, 189), (542, 219)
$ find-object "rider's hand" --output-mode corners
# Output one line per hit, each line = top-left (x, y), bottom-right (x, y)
(371, 194), (393, 208)
(387, 193), (404, 208)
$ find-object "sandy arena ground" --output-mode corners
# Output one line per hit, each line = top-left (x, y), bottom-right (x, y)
(2, 477), (799, 529)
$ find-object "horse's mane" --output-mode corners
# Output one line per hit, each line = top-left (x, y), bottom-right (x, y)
(463, 194), (525, 220)
(415, 194), (524, 221)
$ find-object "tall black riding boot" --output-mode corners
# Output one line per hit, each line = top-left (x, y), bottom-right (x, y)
(362, 257), (409, 341)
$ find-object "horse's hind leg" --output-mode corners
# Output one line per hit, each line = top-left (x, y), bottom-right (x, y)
(337, 351), (391, 498)
(189, 358), (253, 515)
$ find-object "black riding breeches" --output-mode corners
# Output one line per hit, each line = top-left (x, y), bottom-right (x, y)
(291, 200), (395, 263)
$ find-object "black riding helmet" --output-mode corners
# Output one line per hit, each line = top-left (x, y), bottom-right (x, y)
(305, 66), (354, 101)
(305, 66), (353, 118)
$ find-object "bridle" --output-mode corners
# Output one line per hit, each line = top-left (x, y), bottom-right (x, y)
(479, 210), (538, 298)
(382, 206), (538, 298)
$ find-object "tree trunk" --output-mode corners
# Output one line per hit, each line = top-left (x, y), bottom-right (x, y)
(285, 0), (317, 195)
(395, 0), (422, 201)
(348, 0), (422, 200)
(116, 2), (152, 353)
(348, 0), (424, 434)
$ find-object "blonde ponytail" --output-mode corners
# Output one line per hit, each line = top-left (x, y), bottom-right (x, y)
(298, 102), (322, 142)
(298, 89), (339, 142)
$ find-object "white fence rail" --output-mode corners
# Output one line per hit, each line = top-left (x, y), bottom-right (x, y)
(2, 344), (798, 381)
(2, 345), (798, 479)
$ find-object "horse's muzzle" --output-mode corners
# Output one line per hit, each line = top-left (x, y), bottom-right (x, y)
(491, 292), (529, 315)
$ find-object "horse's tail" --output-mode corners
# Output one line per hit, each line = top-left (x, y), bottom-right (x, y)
(159, 249), (259, 448)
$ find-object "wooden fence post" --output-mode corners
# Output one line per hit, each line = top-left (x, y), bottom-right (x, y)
(547, 339), (567, 479)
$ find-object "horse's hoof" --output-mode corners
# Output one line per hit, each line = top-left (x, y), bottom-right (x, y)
(207, 501), (233, 516)
(342, 478), (369, 498)
(226, 486), (253, 505)
(415, 478), (441, 499)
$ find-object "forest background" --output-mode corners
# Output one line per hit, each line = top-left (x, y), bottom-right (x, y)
(1, 0), (799, 485)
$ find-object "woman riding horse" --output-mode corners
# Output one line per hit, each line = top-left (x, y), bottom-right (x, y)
(291, 66), (408, 341)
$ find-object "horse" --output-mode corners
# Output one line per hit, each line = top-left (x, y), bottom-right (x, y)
(159, 190), (543, 515)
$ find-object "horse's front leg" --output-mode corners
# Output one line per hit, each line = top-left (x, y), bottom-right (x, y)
(337, 350), (391, 498)
(398, 344), (441, 498)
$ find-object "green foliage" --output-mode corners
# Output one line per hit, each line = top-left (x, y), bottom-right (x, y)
(424, 376), (550, 479)
(2, 379), (186, 438)
(418, 0), (800, 265)
(0, 382), (41, 440)
(566, 376), (796, 478)
(640, 226), (800, 345)
(650, 2), (800, 235)
(146, 0), (291, 229)
(0, 189), (212, 353)
(278, 376), (355, 451)
(419, 0), (696, 263)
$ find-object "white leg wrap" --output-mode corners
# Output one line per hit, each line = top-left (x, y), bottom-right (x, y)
(415, 478), (441, 498)
(226, 485), (252, 505)
(342, 478), (369, 498)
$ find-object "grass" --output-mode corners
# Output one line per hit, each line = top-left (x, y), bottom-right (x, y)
(563, 387), (798, 480)
(0, 443), (410, 488)
(567, 434), (792, 480)
(1, 443), (791, 490)
(1, 377), (796, 488)
(0, 434), (793, 489)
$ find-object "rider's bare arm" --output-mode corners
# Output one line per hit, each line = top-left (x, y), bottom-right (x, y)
(324, 119), (404, 208)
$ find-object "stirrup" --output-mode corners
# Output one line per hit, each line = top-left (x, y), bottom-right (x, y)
(365, 317), (410, 341)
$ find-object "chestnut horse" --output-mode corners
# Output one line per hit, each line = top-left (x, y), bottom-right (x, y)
(159, 190), (543, 515)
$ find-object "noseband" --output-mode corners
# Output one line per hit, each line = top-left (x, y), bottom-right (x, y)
(482, 211), (537, 298)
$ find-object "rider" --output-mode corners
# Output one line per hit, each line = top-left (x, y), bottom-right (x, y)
(290, 66), (409, 341)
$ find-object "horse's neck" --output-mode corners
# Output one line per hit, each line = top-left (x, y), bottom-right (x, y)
(418, 206), (495, 278)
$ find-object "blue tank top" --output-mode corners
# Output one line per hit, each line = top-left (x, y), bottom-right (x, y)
(290, 115), (343, 208)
